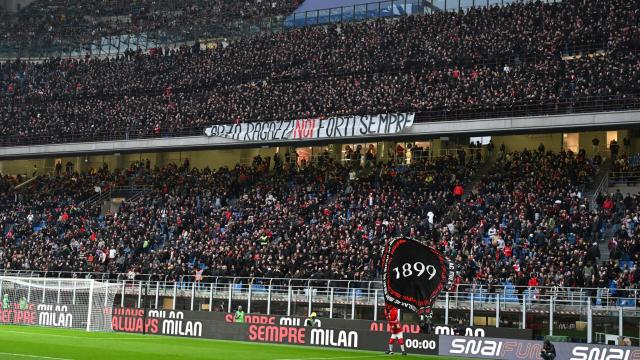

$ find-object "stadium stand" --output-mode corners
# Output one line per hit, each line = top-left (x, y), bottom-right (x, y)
(0, 0), (638, 145)
(0, 0), (300, 49)
(2, 0), (640, 355)
(0, 150), (637, 291)
(460, 149), (618, 292)
(0, 154), (473, 280)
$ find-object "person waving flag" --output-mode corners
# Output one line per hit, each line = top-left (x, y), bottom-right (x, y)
(384, 304), (406, 355)
(381, 237), (455, 355)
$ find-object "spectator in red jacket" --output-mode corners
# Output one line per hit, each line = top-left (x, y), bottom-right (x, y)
(603, 197), (615, 211)
(453, 184), (465, 200)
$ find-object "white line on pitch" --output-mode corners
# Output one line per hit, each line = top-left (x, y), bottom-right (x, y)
(275, 356), (384, 360)
(0, 329), (154, 341)
(0, 352), (74, 360)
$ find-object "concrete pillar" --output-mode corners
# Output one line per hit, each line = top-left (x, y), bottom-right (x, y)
(431, 139), (443, 158)
(327, 144), (341, 161)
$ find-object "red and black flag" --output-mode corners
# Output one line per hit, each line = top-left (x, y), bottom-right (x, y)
(382, 237), (455, 316)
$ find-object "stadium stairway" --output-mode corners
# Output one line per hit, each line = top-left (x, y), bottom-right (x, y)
(583, 158), (613, 264)
(82, 186), (152, 216)
(584, 157), (640, 266)
(13, 175), (39, 191)
(606, 184), (640, 196)
(461, 156), (496, 199)
(599, 239), (611, 263)
(587, 157), (613, 210)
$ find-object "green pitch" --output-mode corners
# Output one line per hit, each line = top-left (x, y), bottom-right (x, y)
(0, 325), (469, 360)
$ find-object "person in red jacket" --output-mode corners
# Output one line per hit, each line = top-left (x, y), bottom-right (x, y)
(384, 304), (406, 355)
(602, 197), (614, 211)
(453, 183), (464, 200)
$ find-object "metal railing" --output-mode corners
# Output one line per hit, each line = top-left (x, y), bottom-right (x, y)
(591, 173), (610, 209)
(124, 280), (635, 344)
(286, 0), (570, 28)
(1, 270), (638, 343)
(0, 96), (637, 148)
(608, 171), (640, 186)
(0, 0), (569, 59)
(2, 270), (637, 308)
(12, 175), (39, 190)
(79, 185), (153, 206)
(285, 0), (428, 28)
(0, 0), (427, 59)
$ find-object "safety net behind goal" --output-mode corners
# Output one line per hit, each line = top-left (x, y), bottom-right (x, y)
(0, 276), (119, 332)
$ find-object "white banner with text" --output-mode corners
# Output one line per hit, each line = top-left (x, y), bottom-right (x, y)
(204, 113), (415, 141)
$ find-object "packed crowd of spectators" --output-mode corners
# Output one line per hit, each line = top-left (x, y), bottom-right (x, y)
(593, 189), (640, 296)
(0, 0), (639, 145)
(0, 147), (638, 293)
(450, 148), (609, 289)
(613, 152), (640, 173)
(610, 139), (640, 184)
(0, 152), (476, 282)
(447, 147), (639, 296)
(0, 0), (300, 49)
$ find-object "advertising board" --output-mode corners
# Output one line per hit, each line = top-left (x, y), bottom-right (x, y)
(111, 307), (438, 355)
(439, 335), (640, 360)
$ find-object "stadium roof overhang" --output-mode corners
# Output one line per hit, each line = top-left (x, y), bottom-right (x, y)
(0, 110), (639, 159)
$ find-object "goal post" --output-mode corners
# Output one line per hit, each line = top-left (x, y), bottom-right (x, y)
(0, 276), (120, 332)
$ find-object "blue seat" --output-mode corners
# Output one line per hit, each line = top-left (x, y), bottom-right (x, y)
(501, 283), (519, 303)
(32, 221), (46, 232)
(472, 290), (486, 302)
(252, 285), (267, 294)
(523, 289), (536, 300)
(617, 298), (637, 307)
(619, 260), (635, 270)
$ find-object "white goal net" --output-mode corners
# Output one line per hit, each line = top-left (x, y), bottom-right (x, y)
(0, 276), (120, 332)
